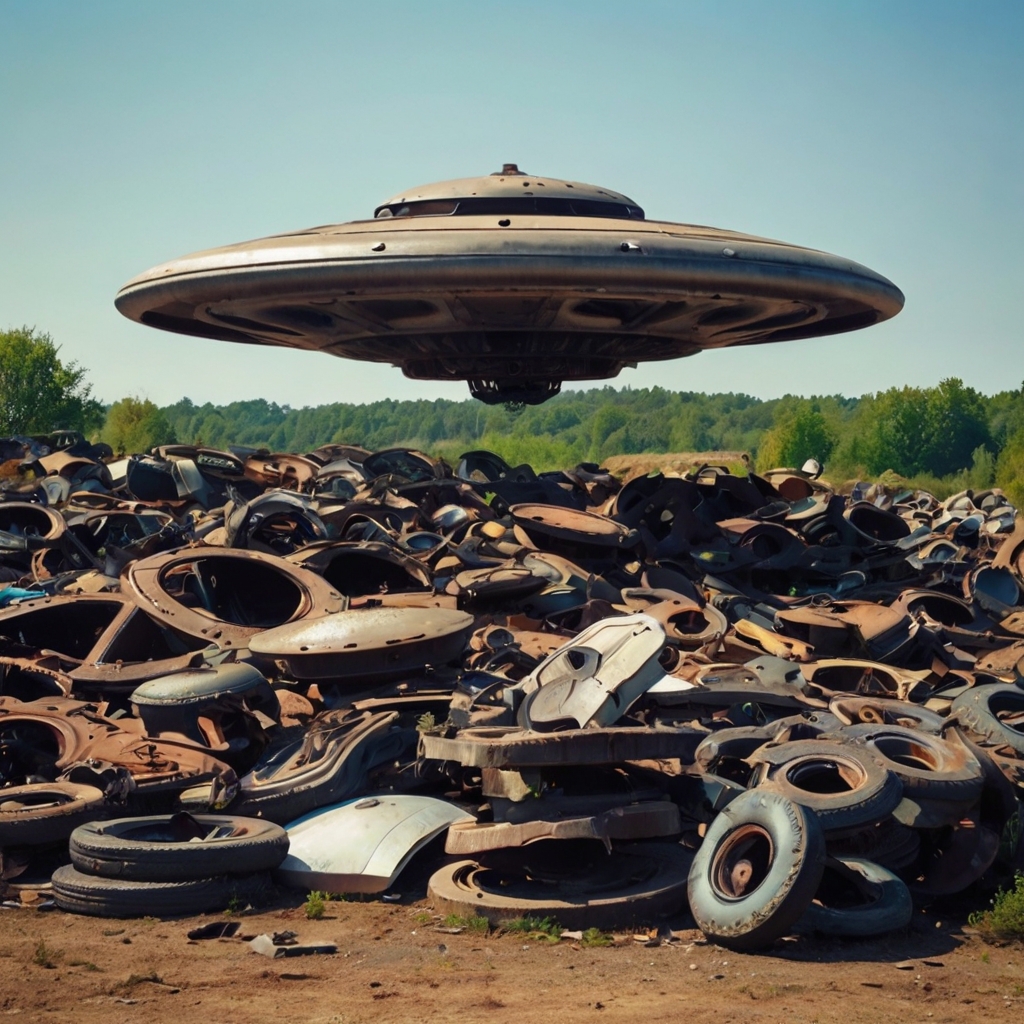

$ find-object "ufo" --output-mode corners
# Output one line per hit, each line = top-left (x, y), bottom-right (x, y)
(116, 164), (904, 406)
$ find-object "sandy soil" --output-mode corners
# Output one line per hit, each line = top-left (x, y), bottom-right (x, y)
(1, 888), (1021, 1024)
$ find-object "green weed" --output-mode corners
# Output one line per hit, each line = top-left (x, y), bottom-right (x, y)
(32, 939), (60, 969)
(305, 891), (327, 920)
(580, 928), (612, 948)
(442, 913), (489, 933)
(501, 916), (561, 942)
(969, 874), (1024, 941)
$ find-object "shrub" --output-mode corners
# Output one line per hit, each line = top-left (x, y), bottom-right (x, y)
(969, 873), (1024, 940)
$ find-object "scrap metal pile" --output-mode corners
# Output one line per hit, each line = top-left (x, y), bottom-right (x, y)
(2, 432), (1024, 950)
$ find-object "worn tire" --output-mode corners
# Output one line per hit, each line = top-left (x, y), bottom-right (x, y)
(750, 739), (902, 836)
(952, 684), (1024, 757)
(799, 856), (912, 938)
(51, 864), (271, 918)
(687, 789), (825, 951)
(0, 783), (109, 847)
(836, 724), (984, 804)
(69, 814), (289, 882)
(829, 819), (922, 873)
(427, 842), (692, 931)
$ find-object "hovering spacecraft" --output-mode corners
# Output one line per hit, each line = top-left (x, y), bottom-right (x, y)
(116, 165), (904, 405)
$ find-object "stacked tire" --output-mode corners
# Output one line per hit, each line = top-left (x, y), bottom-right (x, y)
(51, 813), (288, 917)
(685, 720), (994, 949)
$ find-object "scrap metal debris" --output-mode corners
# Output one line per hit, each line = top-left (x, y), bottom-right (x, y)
(0, 432), (1021, 947)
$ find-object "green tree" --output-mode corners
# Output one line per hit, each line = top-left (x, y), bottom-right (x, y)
(757, 403), (838, 471)
(923, 377), (992, 477)
(0, 326), (102, 435)
(103, 396), (176, 454)
(861, 386), (931, 476)
(997, 430), (1024, 509)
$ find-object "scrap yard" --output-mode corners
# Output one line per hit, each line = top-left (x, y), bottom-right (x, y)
(3, 5), (1022, 1019)
(2, 428), (1024, 1022)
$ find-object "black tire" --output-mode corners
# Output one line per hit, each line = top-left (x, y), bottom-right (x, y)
(687, 789), (825, 951)
(799, 856), (912, 938)
(0, 783), (109, 847)
(828, 819), (922, 873)
(952, 684), (1024, 756)
(51, 864), (271, 918)
(960, 733), (1022, 866)
(69, 814), (288, 882)
(835, 724), (984, 804)
(751, 739), (902, 836)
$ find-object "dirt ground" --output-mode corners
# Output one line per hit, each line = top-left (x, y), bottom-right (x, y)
(1, 888), (1021, 1024)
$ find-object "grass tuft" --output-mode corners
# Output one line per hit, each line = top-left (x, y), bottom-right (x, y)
(969, 873), (1024, 941)
(32, 939), (60, 969)
(305, 891), (327, 920)
(501, 916), (561, 942)
(442, 913), (489, 933)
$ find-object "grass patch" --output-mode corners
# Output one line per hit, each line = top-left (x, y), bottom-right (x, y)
(969, 874), (1024, 941)
(413, 911), (433, 925)
(442, 913), (489, 933)
(32, 939), (60, 969)
(501, 916), (561, 942)
(580, 928), (612, 948)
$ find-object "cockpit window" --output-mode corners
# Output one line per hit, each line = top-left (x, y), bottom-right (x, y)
(375, 196), (644, 220)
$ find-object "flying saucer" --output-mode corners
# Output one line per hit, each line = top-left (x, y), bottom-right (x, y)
(116, 164), (904, 405)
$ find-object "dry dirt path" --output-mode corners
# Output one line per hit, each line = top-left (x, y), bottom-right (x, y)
(1, 894), (1021, 1024)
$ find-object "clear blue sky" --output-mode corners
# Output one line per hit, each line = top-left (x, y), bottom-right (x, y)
(1, 0), (1021, 408)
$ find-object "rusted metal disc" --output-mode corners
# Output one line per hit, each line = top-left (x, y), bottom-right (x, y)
(115, 166), (904, 405)
(509, 503), (634, 547)
(248, 605), (475, 680)
(124, 548), (345, 648)
(427, 841), (693, 929)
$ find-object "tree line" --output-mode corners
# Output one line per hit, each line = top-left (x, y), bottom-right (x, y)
(4, 326), (1024, 503)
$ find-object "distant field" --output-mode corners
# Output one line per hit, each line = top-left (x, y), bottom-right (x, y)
(601, 451), (747, 479)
